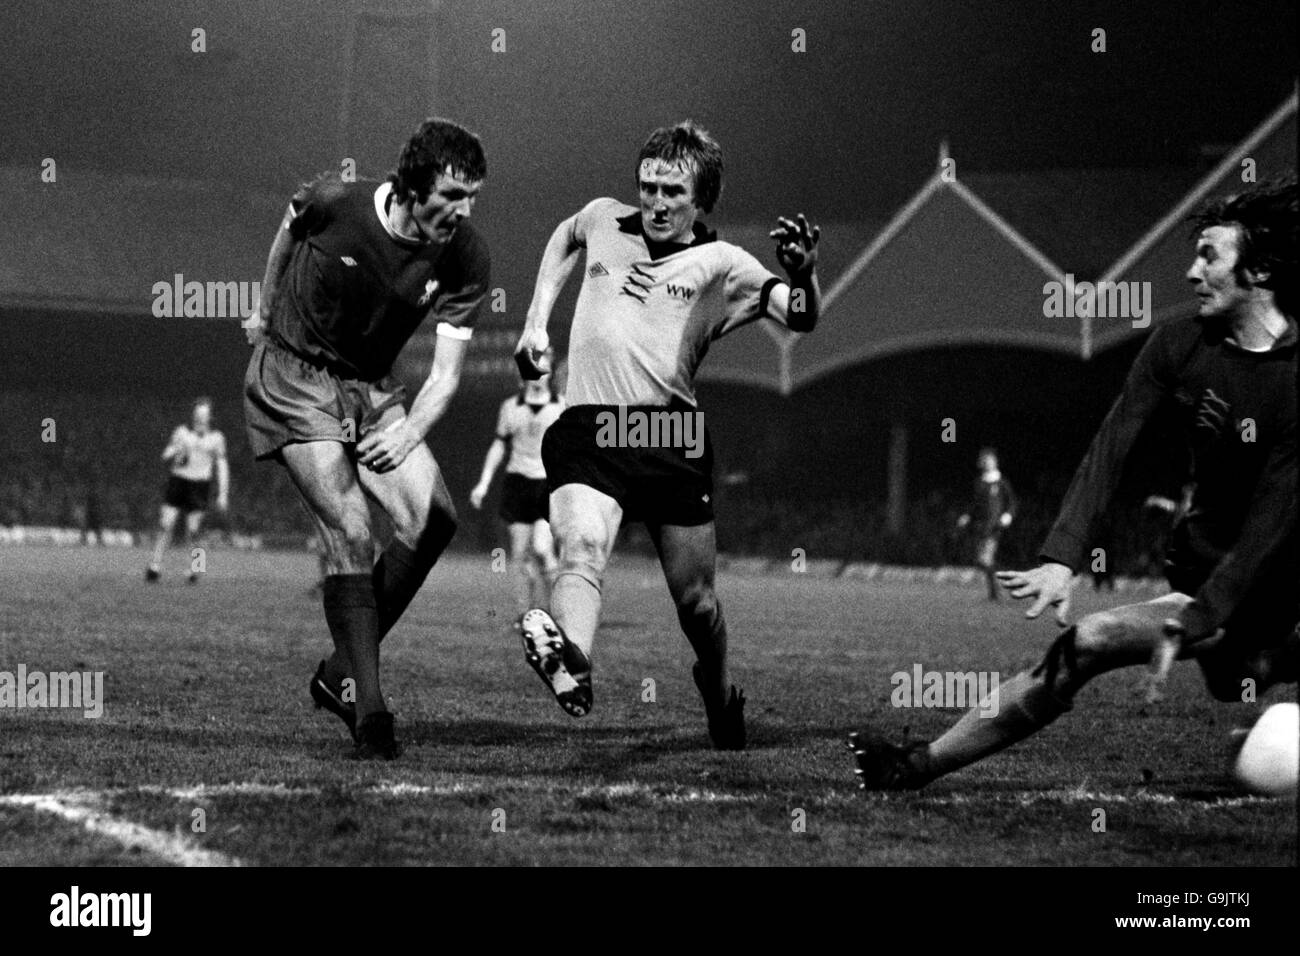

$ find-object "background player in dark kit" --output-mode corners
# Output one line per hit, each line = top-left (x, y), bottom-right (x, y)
(243, 119), (490, 758)
(956, 446), (1017, 600)
(514, 121), (821, 748)
(851, 176), (1298, 790)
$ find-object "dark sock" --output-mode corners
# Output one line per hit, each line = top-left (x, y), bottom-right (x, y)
(680, 600), (729, 702)
(325, 526), (453, 685)
(373, 538), (434, 640)
(322, 574), (384, 718)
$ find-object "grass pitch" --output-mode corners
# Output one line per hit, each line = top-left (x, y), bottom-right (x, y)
(0, 545), (1293, 866)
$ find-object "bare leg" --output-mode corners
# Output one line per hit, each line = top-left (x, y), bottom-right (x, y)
(507, 522), (534, 617)
(648, 521), (729, 703)
(926, 593), (1195, 776)
(531, 518), (557, 608)
(546, 483), (622, 659)
(149, 505), (180, 573)
(184, 510), (204, 580)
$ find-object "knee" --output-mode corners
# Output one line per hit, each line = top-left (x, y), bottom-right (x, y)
(327, 512), (374, 568)
(557, 527), (608, 567)
(1078, 608), (1136, 662)
(676, 582), (718, 626)
(555, 528), (608, 591)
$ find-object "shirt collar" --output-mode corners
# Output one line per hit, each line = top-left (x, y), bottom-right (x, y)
(616, 210), (717, 258)
(1203, 314), (1298, 353)
(374, 182), (426, 246)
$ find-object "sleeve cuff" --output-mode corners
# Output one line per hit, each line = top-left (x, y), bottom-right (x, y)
(436, 322), (473, 341)
(758, 276), (781, 319)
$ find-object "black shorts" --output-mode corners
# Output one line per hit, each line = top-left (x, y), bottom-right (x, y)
(541, 404), (714, 527)
(1166, 558), (1299, 697)
(499, 473), (549, 524)
(164, 476), (210, 513)
(243, 339), (407, 461)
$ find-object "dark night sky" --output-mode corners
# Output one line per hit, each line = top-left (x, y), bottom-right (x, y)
(2, 0), (1295, 226)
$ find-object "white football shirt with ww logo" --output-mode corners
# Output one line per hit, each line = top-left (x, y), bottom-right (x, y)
(566, 197), (784, 407)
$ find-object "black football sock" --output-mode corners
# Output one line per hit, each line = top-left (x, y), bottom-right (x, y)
(375, 512), (456, 640)
(322, 574), (385, 719)
(324, 518), (455, 684)
(680, 598), (730, 704)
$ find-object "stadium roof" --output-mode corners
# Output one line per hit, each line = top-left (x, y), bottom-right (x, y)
(959, 166), (1198, 282)
(1089, 91), (1298, 356)
(0, 167), (281, 315)
(700, 91), (1298, 393)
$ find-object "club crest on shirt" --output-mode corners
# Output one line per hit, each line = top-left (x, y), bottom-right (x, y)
(418, 278), (439, 307)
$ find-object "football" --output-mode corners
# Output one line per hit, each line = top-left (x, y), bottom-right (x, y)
(1231, 702), (1299, 797)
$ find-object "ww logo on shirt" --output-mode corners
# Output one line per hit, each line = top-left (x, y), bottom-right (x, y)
(666, 284), (695, 301)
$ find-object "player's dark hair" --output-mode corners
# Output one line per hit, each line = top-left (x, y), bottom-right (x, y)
(637, 121), (724, 214)
(388, 118), (487, 204)
(1190, 173), (1298, 315)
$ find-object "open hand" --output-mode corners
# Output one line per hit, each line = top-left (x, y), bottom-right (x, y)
(771, 214), (820, 275)
(996, 562), (1074, 625)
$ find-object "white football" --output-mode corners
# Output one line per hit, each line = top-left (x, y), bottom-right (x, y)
(1231, 702), (1299, 796)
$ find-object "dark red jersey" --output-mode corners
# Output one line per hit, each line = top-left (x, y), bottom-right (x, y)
(1042, 315), (1297, 639)
(268, 174), (489, 381)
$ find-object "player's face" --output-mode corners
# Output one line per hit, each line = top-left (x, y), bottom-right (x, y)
(638, 160), (699, 244)
(192, 404), (211, 434)
(1186, 225), (1253, 319)
(409, 169), (481, 241)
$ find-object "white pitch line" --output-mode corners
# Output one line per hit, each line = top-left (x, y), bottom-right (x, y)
(909, 788), (1281, 809)
(0, 791), (240, 867)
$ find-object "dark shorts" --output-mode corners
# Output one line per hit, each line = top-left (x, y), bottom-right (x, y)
(541, 404), (714, 527)
(499, 473), (549, 524)
(164, 476), (210, 513)
(1166, 559), (1300, 696)
(243, 339), (407, 461)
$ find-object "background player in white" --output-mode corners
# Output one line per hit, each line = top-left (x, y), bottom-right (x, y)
(146, 396), (228, 583)
(469, 357), (564, 617)
(514, 121), (821, 749)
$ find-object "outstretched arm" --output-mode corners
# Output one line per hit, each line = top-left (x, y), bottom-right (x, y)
(516, 214), (583, 378)
(214, 435), (230, 511)
(470, 438), (509, 509)
(357, 334), (469, 474)
(1000, 330), (1176, 623)
(161, 427), (185, 464)
(765, 214), (821, 333)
